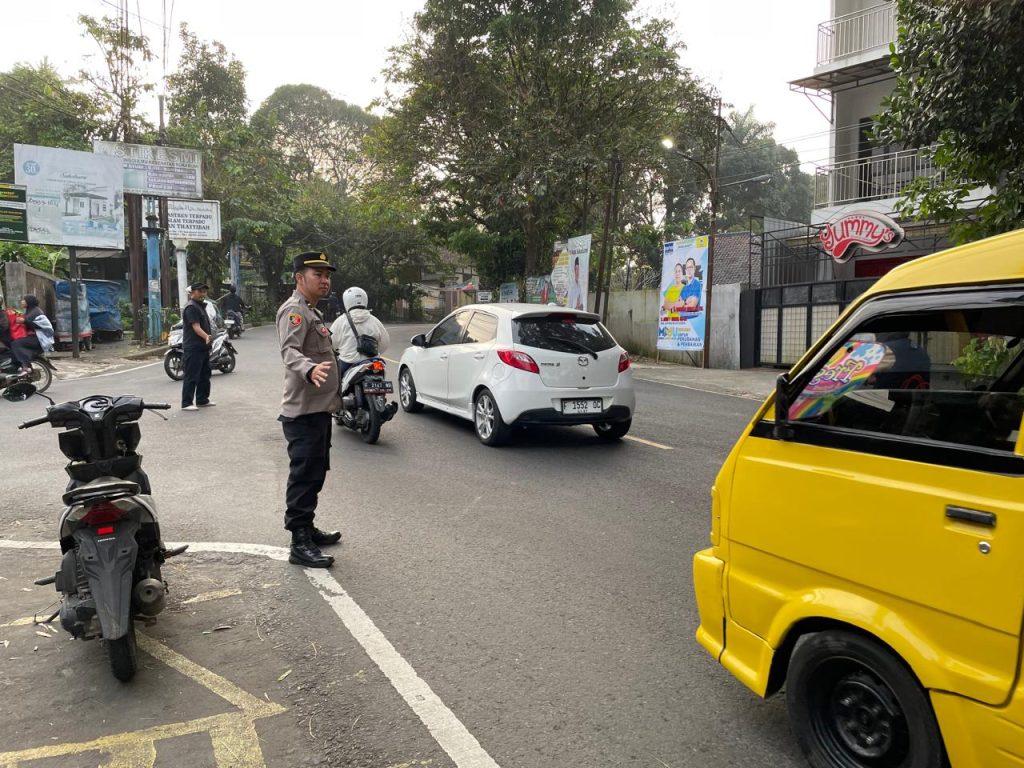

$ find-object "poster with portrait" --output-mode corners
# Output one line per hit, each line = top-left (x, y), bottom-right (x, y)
(14, 144), (124, 249)
(657, 235), (708, 352)
(549, 233), (591, 310)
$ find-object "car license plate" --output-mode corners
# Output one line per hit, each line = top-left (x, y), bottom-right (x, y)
(562, 398), (602, 414)
(362, 381), (394, 395)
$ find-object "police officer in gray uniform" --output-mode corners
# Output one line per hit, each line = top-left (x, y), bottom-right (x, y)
(276, 252), (343, 568)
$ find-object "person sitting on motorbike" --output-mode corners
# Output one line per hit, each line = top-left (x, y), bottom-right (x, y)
(330, 286), (390, 378)
(218, 285), (248, 318)
(11, 295), (55, 374)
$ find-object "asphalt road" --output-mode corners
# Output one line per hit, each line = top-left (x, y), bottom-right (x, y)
(0, 323), (805, 768)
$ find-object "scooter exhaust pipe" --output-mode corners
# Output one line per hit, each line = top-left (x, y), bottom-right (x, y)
(133, 578), (166, 616)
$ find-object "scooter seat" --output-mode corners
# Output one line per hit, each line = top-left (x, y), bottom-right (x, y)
(62, 478), (140, 507)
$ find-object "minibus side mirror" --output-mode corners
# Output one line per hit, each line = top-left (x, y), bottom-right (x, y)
(773, 373), (795, 441)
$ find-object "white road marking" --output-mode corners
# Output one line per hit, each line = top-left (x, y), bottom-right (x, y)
(305, 569), (500, 768)
(623, 435), (673, 450)
(632, 374), (765, 401)
(0, 538), (500, 768)
(59, 360), (163, 380)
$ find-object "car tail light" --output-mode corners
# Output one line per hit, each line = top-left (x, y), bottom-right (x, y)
(618, 352), (631, 373)
(497, 349), (540, 374)
(81, 502), (125, 527)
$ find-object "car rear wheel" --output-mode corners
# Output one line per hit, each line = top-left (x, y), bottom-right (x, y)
(399, 367), (423, 413)
(786, 630), (948, 768)
(474, 388), (510, 446)
(593, 418), (631, 440)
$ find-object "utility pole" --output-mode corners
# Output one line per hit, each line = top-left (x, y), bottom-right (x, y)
(703, 97), (722, 369)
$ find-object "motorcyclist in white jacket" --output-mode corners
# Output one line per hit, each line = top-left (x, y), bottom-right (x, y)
(330, 286), (390, 378)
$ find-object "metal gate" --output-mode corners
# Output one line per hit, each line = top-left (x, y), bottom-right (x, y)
(756, 279), (876, 367)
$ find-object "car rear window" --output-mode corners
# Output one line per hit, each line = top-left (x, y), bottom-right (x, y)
(513, 314), (616, 354)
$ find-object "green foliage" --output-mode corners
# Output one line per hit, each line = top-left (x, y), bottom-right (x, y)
(877, 0), (1024, 243)
(0, 242), (68, 276)
(78, 14), (155, 141)
(953, 336), (1014, 386)
(253, 85), (378, 192)
(166, 24), (249, 147)
(717, 107), (813, 231)
(0, 62), (102, 182)
(377, 0), (713, 277)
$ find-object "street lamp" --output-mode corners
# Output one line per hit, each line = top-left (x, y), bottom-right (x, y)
(661, 136), (770, 368)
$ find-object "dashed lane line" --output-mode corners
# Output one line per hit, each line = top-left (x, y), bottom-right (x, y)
(0, 539), (501, 768)
(623, 435), (673, 450)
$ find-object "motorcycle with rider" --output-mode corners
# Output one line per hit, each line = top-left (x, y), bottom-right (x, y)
(330, 287), (398, 444)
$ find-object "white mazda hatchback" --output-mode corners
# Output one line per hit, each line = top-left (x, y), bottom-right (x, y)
(398, 304), (635, 446)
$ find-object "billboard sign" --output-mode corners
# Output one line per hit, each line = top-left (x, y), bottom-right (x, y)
(550, 234), (591, 310)
(657, 236), (708, 352)
(14, 144), (124, 249)
(0, 183), (28, 243)
(93, 140), (203, 199)
(499, 282), (519, 302)
(167, 199), (222, 242)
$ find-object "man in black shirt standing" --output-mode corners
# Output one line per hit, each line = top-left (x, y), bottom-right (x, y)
(182, 282), (215, 411)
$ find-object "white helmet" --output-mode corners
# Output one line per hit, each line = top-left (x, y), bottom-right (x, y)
(343, 286), (368, 311)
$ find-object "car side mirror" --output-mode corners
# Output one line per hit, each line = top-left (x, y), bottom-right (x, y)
(773, 373), (794, 441)
(2, 382), (37, 402)
(411, 334), (426, 347)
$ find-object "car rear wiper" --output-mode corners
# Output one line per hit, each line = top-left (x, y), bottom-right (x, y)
(540, 336), (598, 359)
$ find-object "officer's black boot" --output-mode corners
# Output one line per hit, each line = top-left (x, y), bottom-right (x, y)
(289, 527), (334, 568)
(311, 527), (342, 546)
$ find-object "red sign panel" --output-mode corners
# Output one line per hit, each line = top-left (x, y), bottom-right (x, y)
(820, 211), (905, 263)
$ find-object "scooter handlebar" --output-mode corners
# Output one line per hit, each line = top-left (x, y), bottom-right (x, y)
(18, 416), (50, 429)
(144, 402), (171, 410)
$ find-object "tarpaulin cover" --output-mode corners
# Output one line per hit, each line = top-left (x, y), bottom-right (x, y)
(54, 280), (93, 339)
(82, 279), (123, 332)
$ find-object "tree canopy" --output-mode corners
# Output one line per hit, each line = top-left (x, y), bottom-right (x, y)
(877, 0), (1024, 243)
(377, 0), (715, 278)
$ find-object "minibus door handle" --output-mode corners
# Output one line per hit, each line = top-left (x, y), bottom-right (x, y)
(945, 505), (997, 527)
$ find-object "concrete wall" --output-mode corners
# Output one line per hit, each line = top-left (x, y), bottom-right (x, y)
(3, 262), (57, 316)
(597, 283), (747, 369)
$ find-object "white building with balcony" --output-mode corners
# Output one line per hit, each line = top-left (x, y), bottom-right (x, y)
(788, 0), (986, 280)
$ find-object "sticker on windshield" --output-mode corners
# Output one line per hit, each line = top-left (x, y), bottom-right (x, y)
(790, 341), (886, 420)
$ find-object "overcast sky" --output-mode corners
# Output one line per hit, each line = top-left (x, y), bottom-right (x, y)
(3, 1), (830, 169)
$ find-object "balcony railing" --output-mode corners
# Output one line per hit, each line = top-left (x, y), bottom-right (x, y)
(814, 147), (944, 208)
(817, 3), (897, 67)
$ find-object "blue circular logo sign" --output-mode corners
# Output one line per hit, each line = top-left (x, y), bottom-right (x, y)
(22, 160), (40, 175)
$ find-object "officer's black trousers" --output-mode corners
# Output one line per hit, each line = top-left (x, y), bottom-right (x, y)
(281, 412), (332, 532)
(181, 346), (211, 408)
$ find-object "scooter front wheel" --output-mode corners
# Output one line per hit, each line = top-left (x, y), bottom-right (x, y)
(163, 351), (184, 381)
(105, 621), (138, 682)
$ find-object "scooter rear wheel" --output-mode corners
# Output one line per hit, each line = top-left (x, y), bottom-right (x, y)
(105, 620), (138, 682)
(360, 398), (382, 444)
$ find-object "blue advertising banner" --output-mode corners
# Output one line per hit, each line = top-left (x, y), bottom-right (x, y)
(657, 236), (708, 352)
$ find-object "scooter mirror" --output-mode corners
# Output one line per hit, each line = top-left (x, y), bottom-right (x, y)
(2, 382), (37, 402)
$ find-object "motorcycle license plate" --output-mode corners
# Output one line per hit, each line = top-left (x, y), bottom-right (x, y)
(363, 380), (394, 395)
(562, 398), (603, 414)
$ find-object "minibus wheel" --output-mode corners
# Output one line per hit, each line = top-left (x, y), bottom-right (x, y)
(785, 630), (948, 768)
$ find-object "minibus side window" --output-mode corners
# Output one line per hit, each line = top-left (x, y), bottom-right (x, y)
(787, 305), (1024, 453)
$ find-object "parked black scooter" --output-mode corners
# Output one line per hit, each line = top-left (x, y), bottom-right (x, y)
(2, 381), (186, 681)
(334, 357), (398, 444)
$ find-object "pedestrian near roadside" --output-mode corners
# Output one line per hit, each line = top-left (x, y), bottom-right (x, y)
(181, 282), (216, 411)
(276, 251), (342, 568)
